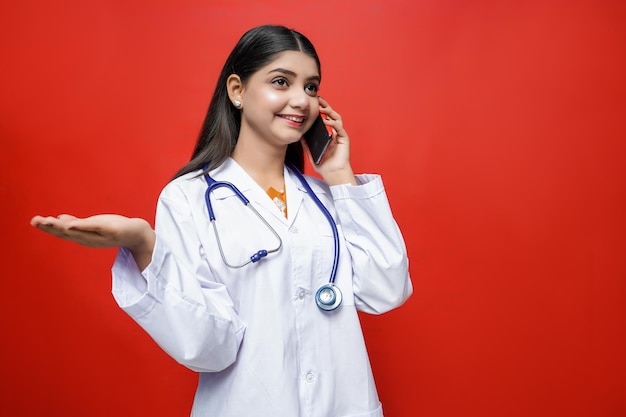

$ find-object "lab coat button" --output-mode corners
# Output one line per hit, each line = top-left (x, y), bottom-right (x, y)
(289, 226), (298, 233)
(297, 290), (306, 299)
(305, 372), (315, 383)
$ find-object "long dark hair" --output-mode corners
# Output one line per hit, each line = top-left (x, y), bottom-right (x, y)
(173, 25), (321, 179)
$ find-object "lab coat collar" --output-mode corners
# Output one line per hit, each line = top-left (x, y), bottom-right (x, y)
(208, 158), (256, 195)
(285, 165), (329, 225)
(287, 166), (327, 195)
(207, 158), (328, 226)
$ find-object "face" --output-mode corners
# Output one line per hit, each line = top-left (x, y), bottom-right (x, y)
(235, 50), (321, 148)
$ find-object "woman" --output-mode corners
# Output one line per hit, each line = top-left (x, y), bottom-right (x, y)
(31, 24), (412, 417)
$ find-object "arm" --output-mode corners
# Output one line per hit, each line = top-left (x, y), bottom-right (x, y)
(111, 181), (246, 372)
(31, 184), (246, 372)
(331, 175), (413, 314)
(307, 98), (412, 312)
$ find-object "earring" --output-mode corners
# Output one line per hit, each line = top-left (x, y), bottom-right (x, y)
(233, 100), (242, 108)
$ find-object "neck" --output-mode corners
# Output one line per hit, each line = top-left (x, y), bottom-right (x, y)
(231, 139), (286, 191)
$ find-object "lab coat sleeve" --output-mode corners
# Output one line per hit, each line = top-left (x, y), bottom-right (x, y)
(111, 181), (246, 373)
(329, 174), (412, 314)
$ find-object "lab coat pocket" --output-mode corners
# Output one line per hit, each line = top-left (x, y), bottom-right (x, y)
(340, 402), (383, 417)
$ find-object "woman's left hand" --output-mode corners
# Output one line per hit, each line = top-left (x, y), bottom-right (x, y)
(304, 97), (357, 186)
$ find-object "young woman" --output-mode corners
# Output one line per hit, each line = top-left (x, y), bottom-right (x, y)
(31, 25), (412, 417)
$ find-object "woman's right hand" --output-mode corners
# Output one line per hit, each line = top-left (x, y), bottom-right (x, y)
(30, 214), (156, 270)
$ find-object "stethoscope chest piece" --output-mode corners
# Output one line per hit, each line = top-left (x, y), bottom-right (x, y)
(315, 284), (343, 311)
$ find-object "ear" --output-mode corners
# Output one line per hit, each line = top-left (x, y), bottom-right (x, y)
(227, 74), (244, 105)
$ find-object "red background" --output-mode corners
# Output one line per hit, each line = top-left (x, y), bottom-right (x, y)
(1, 1), (624, 416)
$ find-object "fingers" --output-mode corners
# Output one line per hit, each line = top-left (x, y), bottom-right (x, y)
(318, 96), (335, 118)
(31, 214), (78, 228)
(31, 215), (109, 247)
(318, 97), (345, 138)
(67, 215), (112, 232)
(30, 215), (45, 227)
(31, 215), (61, 228)
(30, 214), (85, 240)
(57, 214), (78, 222)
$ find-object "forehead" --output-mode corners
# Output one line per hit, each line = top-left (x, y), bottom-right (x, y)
(257, 50), (319, 78)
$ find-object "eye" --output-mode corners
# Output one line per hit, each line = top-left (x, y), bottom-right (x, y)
(271, 77), (289, 88)
(305, 83), (319, 96)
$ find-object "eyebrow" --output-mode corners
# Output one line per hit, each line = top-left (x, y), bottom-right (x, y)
(267, 68), (320, 82)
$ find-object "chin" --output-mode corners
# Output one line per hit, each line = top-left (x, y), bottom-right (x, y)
(274, 131), (304, 145)
(289, 135), (304, 144)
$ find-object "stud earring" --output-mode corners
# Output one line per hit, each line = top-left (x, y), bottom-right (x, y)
(233, 100), (242, 108)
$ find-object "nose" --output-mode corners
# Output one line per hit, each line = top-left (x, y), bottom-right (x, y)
(289, 88), (312, 111)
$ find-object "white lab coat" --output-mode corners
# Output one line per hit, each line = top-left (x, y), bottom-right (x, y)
(111, 158), (412, 417)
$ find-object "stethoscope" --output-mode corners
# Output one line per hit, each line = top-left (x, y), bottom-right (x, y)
(203, 163), (342, 311)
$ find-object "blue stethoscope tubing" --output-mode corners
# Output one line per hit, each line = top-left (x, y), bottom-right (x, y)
(204, 176), (282, 267)
(203, 163), (342, 311)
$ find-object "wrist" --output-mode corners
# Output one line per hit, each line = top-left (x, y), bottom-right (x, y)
(322, 167), (357, 186)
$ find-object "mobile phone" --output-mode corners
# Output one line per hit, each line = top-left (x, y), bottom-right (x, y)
(303, 114), (333, 165)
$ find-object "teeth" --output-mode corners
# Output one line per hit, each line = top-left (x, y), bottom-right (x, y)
(281, 115), (304, 123)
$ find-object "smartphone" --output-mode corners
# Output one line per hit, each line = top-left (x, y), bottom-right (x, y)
(303, 114), (333, 165)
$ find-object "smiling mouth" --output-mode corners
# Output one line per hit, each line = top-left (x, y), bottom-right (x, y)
(278, 114), (305, 124)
